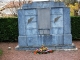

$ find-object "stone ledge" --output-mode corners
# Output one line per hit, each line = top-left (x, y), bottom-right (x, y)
(15, 43), (77, 51)
(22, 1), (66, 9)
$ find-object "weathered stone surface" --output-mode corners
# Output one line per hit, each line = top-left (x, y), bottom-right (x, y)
(22, 1), (65, 9)
(16, 1), (76, 50)
(63, 8), (71, 34)
(51, 27), (63, 34)
(27, 36), (39, 47)
(18, 10), (26, 36)
(52, 35), (64, 45)
(26, 22), (37, 29)
(64, 34), (72, 45)
(18, 36), (27, 47)
(51, 8), (63, 15)
(26, 29), (38, 36)
(24, 9), (37, 15)
(43, 35), (52, 46)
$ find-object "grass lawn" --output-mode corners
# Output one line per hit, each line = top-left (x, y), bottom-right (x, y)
(0, 49), (3, 56)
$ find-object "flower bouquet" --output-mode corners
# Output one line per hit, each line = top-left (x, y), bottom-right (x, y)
(34, 45), (54, 54)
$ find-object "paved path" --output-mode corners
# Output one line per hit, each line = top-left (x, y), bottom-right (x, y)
(0, 41), (80, 60)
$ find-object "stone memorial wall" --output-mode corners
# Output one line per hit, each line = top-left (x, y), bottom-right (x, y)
(16, 1), (76, 50)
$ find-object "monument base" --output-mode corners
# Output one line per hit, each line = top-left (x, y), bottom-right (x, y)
(15, 43), (77, 51)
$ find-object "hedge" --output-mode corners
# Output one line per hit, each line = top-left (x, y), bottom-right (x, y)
(0, 18), (18, 42)
(0, 17), (80, 42)
(71, 16), (80, 40)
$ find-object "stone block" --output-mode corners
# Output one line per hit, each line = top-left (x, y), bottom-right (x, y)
(51, 15), (63, 27)
(18, 36), (27, 47)
(53, 2), (59, 7)
(37, 2), (50, 8)
(27, 3), (36, 8)
(43, 30), (50, 34)
(26, 29), (38, 36)
(51, 27), (63, 34)
(24, 9), (37, 15)
(43, 35), (52, 46)
(39, 30), (50, 35)
(51, 8), (63, 15)
(64, 34), (72, 45)
(25, 16), (37, 23)
(52, 35), (64, 45)
(26, 22), (37, 29)
(27, 36), (39, 47)
(39, 30), (44, 35)
(18, 10), (26, 36)
(50, 2), (54, 7)
(59, 2), (66, 7)
(63, 8), (71, 34)
(38, 35), (43, 46)
(22, 1), (65, 9)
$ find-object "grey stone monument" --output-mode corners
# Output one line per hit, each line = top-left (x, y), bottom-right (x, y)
(16, 1), (76, 50)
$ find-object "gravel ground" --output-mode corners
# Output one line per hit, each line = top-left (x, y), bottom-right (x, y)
(0, 41), (80, 60)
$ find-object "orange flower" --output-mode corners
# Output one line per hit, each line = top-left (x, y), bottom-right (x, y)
(34, 50), (38, 54)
